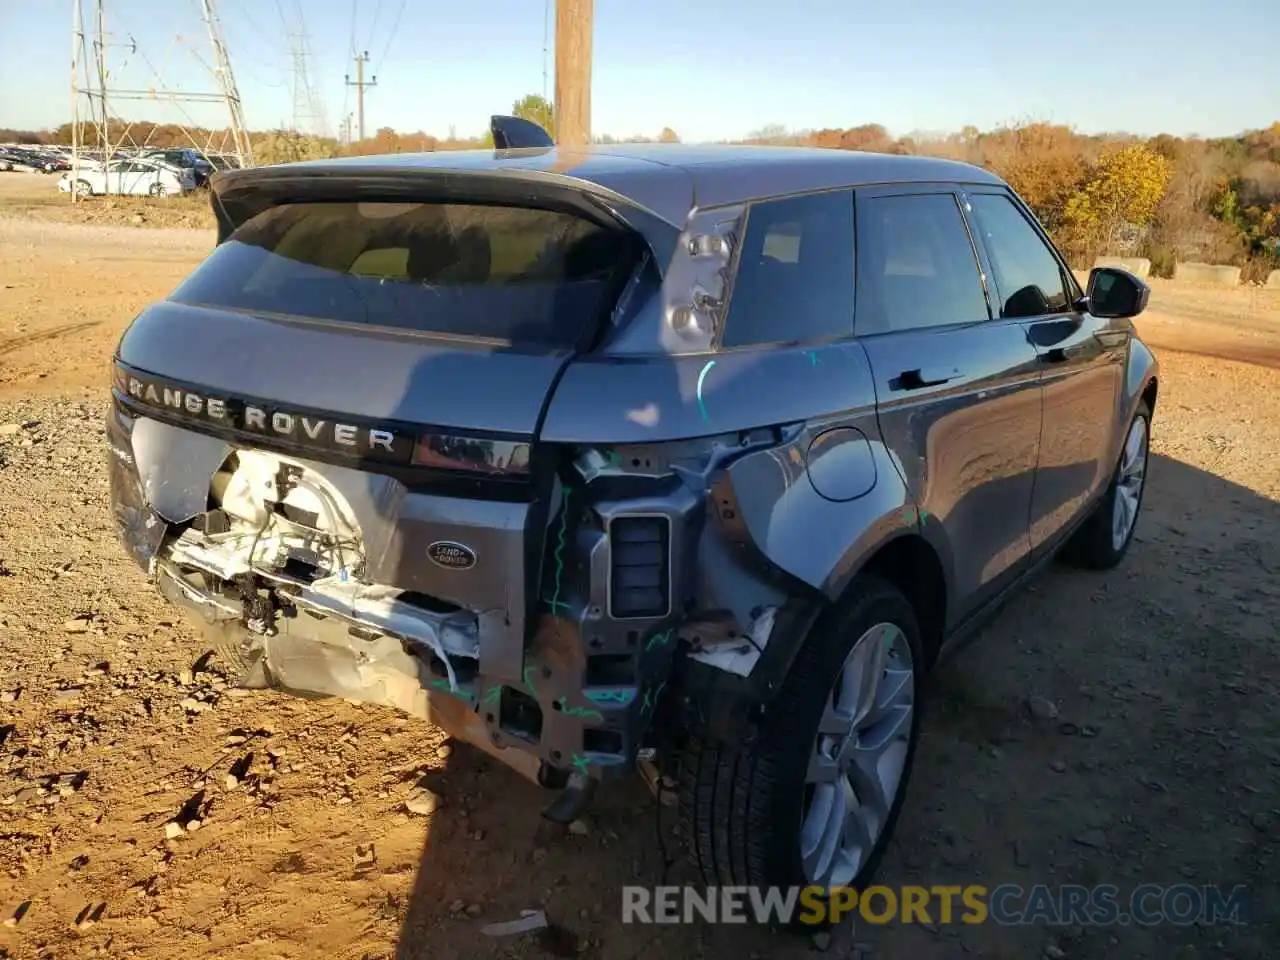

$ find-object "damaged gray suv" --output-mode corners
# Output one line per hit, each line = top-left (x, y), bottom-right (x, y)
(107, 115), (1157, 899)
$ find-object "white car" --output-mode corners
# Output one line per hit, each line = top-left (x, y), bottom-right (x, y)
(59, 158), (195, 198)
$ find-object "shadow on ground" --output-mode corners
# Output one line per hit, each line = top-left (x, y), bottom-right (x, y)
(389, 451), (1278, 960)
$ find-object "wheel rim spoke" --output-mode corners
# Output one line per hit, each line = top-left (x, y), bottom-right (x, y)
(807, 750), (841, 784)
(1111, 417), (1148, 549)
(840, 626), (889, 726)
(801, 621), (915, 885)
(800, 782), (848, 886)
(844, 704), (912, 812)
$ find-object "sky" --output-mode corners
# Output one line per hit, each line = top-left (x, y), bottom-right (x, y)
(1, 0), (1277, 142)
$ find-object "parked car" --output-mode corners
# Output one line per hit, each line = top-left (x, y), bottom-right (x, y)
(138, 147), (216, 186)
(106, 116), (1157, 909)
(0, 147), (66, 173)
(59, 157), (195, 197)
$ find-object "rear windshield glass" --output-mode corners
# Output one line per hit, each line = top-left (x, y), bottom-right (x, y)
(171, 201), (635, 348)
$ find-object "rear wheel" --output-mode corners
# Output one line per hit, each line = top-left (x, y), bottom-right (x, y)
(1062, 401), (1150, 569)
(679, 577), (923, 918)
(149, 182), (167, 198)
(73, 179), (92, 197)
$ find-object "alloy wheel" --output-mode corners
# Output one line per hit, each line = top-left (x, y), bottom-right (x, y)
(800, 621), (915, 889)
(1112, 415), (1148, 550)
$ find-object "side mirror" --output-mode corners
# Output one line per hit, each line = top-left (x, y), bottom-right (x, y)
(1085, 267), (1149, 319)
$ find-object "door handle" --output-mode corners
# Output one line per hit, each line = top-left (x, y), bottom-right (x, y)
(895, 367), (959, 390)
(1040, 347), (1067, 364)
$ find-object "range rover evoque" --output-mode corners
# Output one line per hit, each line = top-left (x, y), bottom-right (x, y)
(107, 115), (1157, 901)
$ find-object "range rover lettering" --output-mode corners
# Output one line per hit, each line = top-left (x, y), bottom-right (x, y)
(107, 115), (1157, 910)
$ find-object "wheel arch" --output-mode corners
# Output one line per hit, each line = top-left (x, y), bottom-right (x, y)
(843, 532), (949, 666)
(1125, 336), (1159, 421)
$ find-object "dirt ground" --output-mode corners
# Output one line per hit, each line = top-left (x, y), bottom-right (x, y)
(1, 170), (1278, 960)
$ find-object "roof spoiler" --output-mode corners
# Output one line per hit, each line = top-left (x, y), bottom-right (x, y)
(490, 115), (554, 150)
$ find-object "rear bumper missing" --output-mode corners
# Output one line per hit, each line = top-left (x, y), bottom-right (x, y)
(154, 554), (548, 783)
(148, 527), (639, 785)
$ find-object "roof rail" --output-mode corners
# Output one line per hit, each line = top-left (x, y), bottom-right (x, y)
(490, 115), (554, 150)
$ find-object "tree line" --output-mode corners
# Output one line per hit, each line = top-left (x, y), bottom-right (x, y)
(6, 98), (1276, 279)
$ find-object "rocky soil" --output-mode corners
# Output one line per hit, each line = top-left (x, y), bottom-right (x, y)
(1, 178), (1279, 959)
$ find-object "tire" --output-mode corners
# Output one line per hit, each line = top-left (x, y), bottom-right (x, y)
(74, 179), (92, 197)
(678, 576), (924, 923)
(1061, 401), (1151, 570)
(149, 183), (166, 198)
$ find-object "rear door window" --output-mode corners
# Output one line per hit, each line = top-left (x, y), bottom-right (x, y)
(855, 193), (990, 334)
(171, 201), (637, 349)
(720, 190), (855, 348)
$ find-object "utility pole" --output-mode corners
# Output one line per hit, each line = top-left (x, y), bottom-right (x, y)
(345, 51), (376, 143)
(554, 0), (593, 146)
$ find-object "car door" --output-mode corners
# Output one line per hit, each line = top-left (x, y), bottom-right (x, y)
(963, 189), (1126, 555)
(854, 185), (1043, 623)
(102, 160), (129, 195)
(123, 162), (154, 196)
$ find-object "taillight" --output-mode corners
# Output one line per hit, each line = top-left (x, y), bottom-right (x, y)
(410, 434), (530, 476)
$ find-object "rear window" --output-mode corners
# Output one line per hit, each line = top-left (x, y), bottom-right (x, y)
(171, 201), (636, 348)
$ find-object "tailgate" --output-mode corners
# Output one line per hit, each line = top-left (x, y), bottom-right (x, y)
(113, 192), (659, 682)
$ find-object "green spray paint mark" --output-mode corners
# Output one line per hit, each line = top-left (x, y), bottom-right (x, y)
(523, 664), (537, 697)
(807, 350), (821, 367)
(605, 449), (621, 468)
(641, 680), (668, 713)
(556, 697), (604, 722)
(544, 489), (572, 613)
(570, 752), (593, 774)
(585, 688), (635, 706)
(645, 629), (674, 652)
(428, 678), (474, 703)
(696, 359), (717, 423)
(483, 685), (502, 707)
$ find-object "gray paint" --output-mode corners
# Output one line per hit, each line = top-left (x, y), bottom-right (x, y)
(118, 301), (572, 435)
(109, 146), (1161, 794)
(541, 342), (875, 444)
(130, 417), (231, 523)
(215, 144), (1001, 230)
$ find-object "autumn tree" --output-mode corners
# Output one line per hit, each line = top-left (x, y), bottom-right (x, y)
(658, 126), (680, 143)
(253, 130), (337, 166)
(1062, 143), (1173, 260)
(981, 123), (1086, 232)
(512, 94), (555, 138)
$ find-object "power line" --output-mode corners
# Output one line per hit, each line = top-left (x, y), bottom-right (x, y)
(363, 0), (383, 54)
(370, 0), (407, 78)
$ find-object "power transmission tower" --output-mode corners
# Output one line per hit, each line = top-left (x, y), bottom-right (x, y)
(345, 52), (377, 143)
(286, 33), (327, 136)
(199, 0), (253, 163)
(69, 0), (254, 195)
(282, 5), (328, 137)
(554, 0), (593, 147)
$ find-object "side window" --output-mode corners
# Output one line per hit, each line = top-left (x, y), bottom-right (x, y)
(967, 193), (1070, 318)
(855, 193), (989, 335)
(721, 191), (854, 348)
